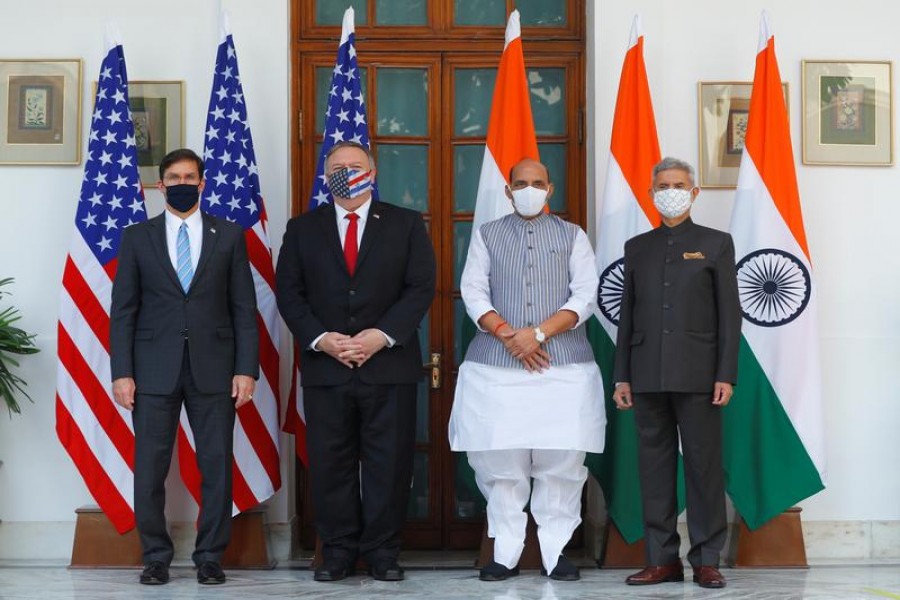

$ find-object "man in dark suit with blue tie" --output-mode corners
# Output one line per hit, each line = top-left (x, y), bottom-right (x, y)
(110, 148), (258, 586)
(276, 141), (435, 582)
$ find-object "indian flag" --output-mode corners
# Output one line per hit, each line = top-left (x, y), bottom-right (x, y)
(725, 11), (826, 530)
(472, 9), (539, 230)
(587, 14), (661, 544)
(457, 7), (541, 512)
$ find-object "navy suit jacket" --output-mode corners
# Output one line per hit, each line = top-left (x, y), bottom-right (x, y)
(110, 211), (259, 395)
(275, 201), (436, 387)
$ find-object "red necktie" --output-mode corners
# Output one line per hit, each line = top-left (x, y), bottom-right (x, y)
(344, 212), (359, 275)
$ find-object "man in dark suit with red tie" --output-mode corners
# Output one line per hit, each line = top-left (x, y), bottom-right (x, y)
(613, 157), (741, 589)
(276, 141), (436, 582)
(110, 148), (258, 586)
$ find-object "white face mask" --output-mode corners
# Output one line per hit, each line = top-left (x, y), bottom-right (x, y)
(653, 188), (694, 219)
(510, 186), (548, 217)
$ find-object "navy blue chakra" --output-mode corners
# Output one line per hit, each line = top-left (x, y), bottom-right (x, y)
(736, 248), (811, 327)
(598, 258), (626, 326)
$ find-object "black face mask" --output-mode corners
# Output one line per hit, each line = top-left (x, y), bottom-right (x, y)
(165, 184), (200, 213)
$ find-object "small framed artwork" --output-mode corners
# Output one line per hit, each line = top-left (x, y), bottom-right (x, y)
(127, 81), (184, 185)
(0, 59), (82, 165)
(802, 60), (893, 165)
(697, 81), (789, 188)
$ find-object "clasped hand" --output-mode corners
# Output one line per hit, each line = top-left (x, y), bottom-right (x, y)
(498, 327), (550, 373)
(319, 329), (387, 368)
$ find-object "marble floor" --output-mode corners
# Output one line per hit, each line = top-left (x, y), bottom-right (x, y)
(1, 562), (899, 600)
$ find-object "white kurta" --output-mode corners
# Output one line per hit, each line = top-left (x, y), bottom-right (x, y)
(449, 226), (606, 453)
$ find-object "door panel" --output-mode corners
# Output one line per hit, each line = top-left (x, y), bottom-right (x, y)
(294, 5), (584, 550)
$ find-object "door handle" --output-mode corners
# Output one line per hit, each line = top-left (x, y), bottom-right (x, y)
(423, 352), (441, 389)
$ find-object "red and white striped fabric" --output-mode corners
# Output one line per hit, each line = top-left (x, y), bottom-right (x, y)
(191, 13), (282, 512)
(56, 34), (141, 533)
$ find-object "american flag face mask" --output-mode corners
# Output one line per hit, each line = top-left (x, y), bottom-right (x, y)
(327, 167), (373, 199)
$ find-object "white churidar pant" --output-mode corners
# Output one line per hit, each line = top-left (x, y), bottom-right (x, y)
(468, 448), (587, 574)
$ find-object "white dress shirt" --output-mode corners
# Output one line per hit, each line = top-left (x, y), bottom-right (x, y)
(164, 207), (203, 273)
(449, 220), (606, 453)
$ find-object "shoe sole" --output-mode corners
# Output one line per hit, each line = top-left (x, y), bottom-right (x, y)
(626, 574), (685, 585)
(139, 579), (168, 585)
(693, 576), (726, 588)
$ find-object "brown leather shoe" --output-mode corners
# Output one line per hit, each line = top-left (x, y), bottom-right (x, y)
(625, 562), (685, 585)
(693, 566), (726, 588)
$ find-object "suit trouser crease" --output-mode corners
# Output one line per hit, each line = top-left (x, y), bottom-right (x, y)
(633, 392), (726, 568)
(468, 449), (587, 574)
(305, 378), (417, 563)
(133, 348), (235, 566)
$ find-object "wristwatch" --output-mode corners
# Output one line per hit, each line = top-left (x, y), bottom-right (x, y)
(534, 327), (547, 343)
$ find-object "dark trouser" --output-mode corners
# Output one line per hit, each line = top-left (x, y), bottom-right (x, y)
(304, 377), (417, 565)
(632, 392), (726, 568)
(132, 349), (236, 566)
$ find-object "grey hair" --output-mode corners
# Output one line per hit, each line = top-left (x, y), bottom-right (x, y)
(652, 156), (695, 186)
(325, 141), (376, 169)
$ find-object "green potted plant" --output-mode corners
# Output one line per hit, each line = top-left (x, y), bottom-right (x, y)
(0, 278), (40, 415)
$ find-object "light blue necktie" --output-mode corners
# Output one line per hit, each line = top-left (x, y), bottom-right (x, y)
(176, 222), (194, 293)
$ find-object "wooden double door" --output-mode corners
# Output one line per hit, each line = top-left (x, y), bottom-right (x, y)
(292, 1), (586, 550)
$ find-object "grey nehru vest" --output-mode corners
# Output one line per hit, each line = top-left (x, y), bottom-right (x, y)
(465, 213), (594, 369)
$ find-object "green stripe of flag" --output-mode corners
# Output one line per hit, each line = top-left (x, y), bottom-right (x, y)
(724, 336), (824, 530)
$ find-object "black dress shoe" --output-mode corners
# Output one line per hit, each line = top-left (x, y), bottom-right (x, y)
(197, 561), (226, 585)
(369, 559), (404, 581)
(479, 560), (519, 582)
(139, 561), (169, 585)
(540, 555), (580, 581)
(314, 559), (355, 582)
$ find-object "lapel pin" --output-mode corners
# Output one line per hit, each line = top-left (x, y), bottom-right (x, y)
(373, 213), (380, 219)
(210, 228), (216, 234)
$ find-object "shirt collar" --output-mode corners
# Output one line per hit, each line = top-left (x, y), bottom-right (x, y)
(164, 207), (203, 232)
(660, 216), (694, 236)
(334, 198), (372, 223)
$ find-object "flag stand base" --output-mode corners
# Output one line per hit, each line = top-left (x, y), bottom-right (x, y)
(730, 507), (808, 568)
(477, 513), (542, 569)
(222, 506), (277, 569)
(69, 505), (275, 569)
(598, 520), (645, 568)
(70, 506), (142, 568)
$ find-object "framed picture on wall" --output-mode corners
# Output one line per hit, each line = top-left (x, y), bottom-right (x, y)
(127, 81), (184, 185)
(0, 59), (82, 165)
(697, 81), (788, 188)
(801, 60), (893, 165)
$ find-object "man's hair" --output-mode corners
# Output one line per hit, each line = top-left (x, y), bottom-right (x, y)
(159, 148), (204, 181)
(325, 141), (376, 170)
(652, 156), (695, 186)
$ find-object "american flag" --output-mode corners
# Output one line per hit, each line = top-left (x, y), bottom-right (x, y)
(56, 38), (144, 533)
(283, 6), (375, 465)
(194, 15), (281, 512)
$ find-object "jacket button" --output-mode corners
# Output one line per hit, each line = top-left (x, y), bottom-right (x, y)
(663, 304), (670, 310)
(664, 281), (671, 287)
(667, 239), (674, 246)
(663, 329), (672, 334)
(665, 258), (672, 264)
(349, 316), (356, 324)
(349, 290), (356, 296)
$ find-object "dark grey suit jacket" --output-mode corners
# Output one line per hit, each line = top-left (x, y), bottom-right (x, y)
(110, 212), (258, 395)
(614, 218), (741, 394)
(275, 201), (436, 387)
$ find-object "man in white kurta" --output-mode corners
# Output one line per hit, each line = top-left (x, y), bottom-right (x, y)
(449, 158), (606, 582)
